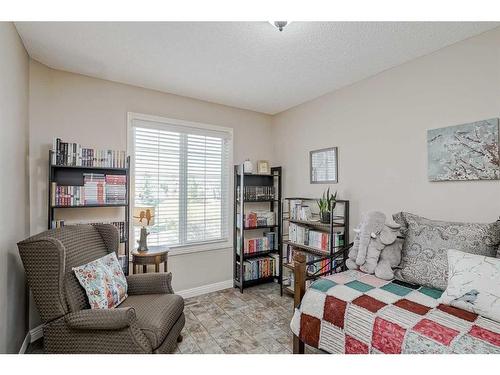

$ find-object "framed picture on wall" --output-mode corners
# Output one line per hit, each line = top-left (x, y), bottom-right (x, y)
(310, 147), (338, 184)
(257, 160), (270, 174)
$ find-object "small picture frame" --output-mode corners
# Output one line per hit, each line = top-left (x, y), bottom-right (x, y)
(257, 160), (270, 174)
(310, 147), (338, 184)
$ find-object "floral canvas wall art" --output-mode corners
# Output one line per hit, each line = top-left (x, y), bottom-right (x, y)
(427, 118), (500, 181)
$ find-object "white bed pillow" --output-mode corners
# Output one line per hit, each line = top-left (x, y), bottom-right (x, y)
(439, 249), (500, 322)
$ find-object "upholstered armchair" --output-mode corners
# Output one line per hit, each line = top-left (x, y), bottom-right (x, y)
(18, 224), (185, 353)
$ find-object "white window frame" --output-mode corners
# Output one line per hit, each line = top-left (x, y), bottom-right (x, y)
(127, 112), (233, 256)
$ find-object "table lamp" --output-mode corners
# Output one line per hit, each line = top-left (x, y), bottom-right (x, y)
(133, 206), (155, 251)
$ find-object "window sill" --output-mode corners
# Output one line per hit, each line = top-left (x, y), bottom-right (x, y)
(168, 239), (232, 257)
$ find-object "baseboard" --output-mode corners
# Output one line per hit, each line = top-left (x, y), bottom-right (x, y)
(177, 279), (233, 299)
(18, 281), (231, 353)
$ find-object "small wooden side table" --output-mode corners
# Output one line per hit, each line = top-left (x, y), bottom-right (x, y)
(131, 245), (169, 274)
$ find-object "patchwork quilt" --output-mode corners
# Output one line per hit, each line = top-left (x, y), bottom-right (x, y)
(290, 270), (500, 354)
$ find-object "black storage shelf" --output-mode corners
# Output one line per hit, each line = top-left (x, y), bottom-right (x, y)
(281, 197), (350, 296)
(48, 150), (131, 275)
(234, 276), (276, 288)
(233, 164), (282, 293)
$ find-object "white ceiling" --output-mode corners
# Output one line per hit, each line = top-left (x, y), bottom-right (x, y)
(15, 22), (499, 114)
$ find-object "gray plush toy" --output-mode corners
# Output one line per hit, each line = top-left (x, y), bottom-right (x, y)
(346, 211), (403, 280)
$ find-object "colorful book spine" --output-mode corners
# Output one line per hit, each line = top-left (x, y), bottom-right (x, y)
(237, 186), (275, 201)
(52, 137), (126, 168)
(237, 255), (278, 281)
(51, 174), (126, 206)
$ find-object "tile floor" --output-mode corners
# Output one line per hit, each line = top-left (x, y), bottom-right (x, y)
(175, 282), (296, 354)
(28, 282), (318, 354)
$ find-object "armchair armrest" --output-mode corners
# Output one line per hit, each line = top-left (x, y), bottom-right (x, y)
(126, 272), (174, 295)
(65, 307), (136, 331)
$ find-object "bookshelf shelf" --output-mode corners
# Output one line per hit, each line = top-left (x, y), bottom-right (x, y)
(282, 240), (330, 257)
(51, 164), (128, 172)
(283, 262), (315, 277)
(238, 199), (279, 203)
(51, 204), (128, 209)
(48, 149), (131, 275)
(234, 276), (276, 288)
(281, 197), (350, 296)
(233, 164), (282, 293)
(238, 225), (278, 231)
(237, 249), (279, 260)
(289, 218), (344, 228)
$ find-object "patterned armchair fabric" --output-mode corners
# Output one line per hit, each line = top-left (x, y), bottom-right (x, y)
(18, 224), (185, 353)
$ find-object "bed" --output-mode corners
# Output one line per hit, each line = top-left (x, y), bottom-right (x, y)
(290, 268), (500, 354)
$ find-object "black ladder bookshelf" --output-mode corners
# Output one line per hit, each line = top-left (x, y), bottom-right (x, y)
(48, 150), (131, 275)
(281, 197), (349, 296)
(233, 164), (282, 293)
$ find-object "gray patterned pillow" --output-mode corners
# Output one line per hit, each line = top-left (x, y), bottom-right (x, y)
(392, 212), (500, 290)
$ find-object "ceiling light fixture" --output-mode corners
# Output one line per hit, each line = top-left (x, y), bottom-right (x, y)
(270, 21), (288, 32)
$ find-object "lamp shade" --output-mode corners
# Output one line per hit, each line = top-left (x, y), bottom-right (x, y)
(133, 206), (155, 226)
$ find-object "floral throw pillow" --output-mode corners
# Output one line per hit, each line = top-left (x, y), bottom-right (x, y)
(393, 212), (500, 290)
(73, 253), (128, 309)
(440, 249), (500, 323)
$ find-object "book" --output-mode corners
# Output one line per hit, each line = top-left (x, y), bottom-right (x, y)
(52, 173), (126, 206)
(237, 185), (275, 201)
(288, 223), (344, 252)
(236, 255), (278, 281)
(52, 137), (126, 168)
(237, 211), (275, 228)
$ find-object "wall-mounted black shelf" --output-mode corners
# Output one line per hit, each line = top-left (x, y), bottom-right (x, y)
(233, 164), (282, 293)
(48, 150), (131, 275)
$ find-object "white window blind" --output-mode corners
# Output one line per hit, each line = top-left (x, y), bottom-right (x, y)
(132, 118), (231, 248)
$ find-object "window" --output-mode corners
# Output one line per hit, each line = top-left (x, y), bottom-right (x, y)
(129, 113), (232, 250)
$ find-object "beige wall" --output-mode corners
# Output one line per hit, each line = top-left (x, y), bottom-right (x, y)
(26, 26), (500, 334)
(272, 27), (500, 235)
(29, 61), (274, 297)
(0, 23), (29, 353)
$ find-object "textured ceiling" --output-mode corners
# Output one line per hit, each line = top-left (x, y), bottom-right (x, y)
(15, 22), (499, 114)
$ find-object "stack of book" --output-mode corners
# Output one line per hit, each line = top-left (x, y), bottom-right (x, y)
(105, 175), (127, 204)
(83, 173), (106, 205)
(237, 186), (275, 201)
(50, 173), (126, 206)
(289, 223), (344, 252)
(237, 255), (278, 281)
(52, 137), (126, 168)
(52, 185), (84, 206)
(242, 233), (275, 254)
(238, 211), (275, 228)
(289, 200), (312, 221)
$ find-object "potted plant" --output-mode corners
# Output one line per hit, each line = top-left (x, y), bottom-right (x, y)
(317, 188), (337, 224)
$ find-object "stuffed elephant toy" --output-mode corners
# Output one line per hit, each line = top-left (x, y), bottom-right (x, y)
(346, 211), (403, 280)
